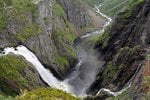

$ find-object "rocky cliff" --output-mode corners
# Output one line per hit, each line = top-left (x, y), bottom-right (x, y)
(57, 0), (90, 29)
(0, 54), (46, 96)
(0, 0), (98, 79)
(89, 0), (150, 99)
(57, 0), (105, 35)
(0, 0), (100, 97)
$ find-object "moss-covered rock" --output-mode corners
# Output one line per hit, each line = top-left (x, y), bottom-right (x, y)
(16, 88), (80, 100)
(91, 0), (149, 99)
(49, 0), (77, 76)
(0, 54), (45, 96)
(0, 0), (37, 33)
(16, 23), (42, 42)
(0, 94), (15, 100)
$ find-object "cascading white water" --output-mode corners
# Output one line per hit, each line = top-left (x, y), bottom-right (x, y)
(96, 83), (131, 97)
(0, 3), (130, 98)
(0, 45), (72, 93)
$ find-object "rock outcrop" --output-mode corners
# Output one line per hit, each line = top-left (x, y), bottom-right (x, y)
(89, 0), (150, 99)
(0, 0), (99, 79)
(57, 0), (90, 29)
(0, 54), (46, 96)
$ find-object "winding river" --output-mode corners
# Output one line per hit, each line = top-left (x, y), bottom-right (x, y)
(0, 4), (128, 98)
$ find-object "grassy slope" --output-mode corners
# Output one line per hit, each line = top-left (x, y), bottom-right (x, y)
(0, 0), (43, 43)
(82, 0), (144, 17)
(0, 88), (80, 100)
(82, 0), (104, 7)
(0, 54), (44, 96)
(17, 88), (80, 100)
(101, 0), (144, 17)
(0, 55), (27, 96)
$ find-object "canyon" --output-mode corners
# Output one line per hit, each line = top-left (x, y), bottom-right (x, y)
(0, 0), (149, 100)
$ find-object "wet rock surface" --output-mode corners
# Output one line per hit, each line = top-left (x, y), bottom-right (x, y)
(89, 0), (150, 99)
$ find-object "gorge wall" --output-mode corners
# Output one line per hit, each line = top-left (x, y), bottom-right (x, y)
(0, 0), (149, 99)
(0, 0), (95, 78)
(0, 0), (100, 96)
(89, 0), (150, 99)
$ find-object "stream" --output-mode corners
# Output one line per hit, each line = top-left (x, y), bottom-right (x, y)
(0, 4), (128, 98)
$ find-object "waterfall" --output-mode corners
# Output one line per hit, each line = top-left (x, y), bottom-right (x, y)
(0, 45), (71, 93)
(0, 3), (130, 98)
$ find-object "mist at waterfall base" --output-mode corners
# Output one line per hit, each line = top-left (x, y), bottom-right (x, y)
(0, 44), (105, 97)
(65, 42), (105, 96)
(0, 4), (114, 97)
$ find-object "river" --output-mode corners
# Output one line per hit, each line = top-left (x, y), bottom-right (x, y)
(0, 4), (127, 98)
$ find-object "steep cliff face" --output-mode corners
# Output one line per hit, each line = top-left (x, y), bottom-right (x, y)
(0, 0), (103, 97)
(0, 0), (96, 78)
(57, 0), (90, 29)
(0, 54), (46, 96)
(90, 0), (150, 98)
(57, 0), (104, 35)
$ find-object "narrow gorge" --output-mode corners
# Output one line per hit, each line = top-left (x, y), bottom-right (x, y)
(0, 0), (149, 100)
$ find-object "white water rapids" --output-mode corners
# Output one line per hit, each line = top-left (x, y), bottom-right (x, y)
(0, 46), (70, 92)
(0, 4), (129, 98)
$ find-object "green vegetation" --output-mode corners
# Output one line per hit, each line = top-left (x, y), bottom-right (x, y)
(117, 0), (144, 19)
(12, 0), (36, 14)
(144, 76), (150, 87)
(143, 76), (150, 98)
(52, 0), (76, 44)
(147, 54), (150, 60)
(52, 0), (77, 71)
(99, 32), (110, 49)
(16, 23), (42, 42)
(103, 46), (140, 80)
(0, 95), (15, 100)
(52, 30), (76, 72)
(106, 88), (130, 100)
(86, 35), (100, 44)
(107, 73), (150, 100)
(128, 0), (144, 8)
(0, 55), (26, 85)
(54, 3), (65, 16)
(17, 88), (80, 100)
(80, 34), (100, 54)
(117, 8), (132, 19)
(0, 0), (37, 33)
(100, 0), (144, 17)
(0, 88), (80, 100)
(0, 16), (8, 32)
(98, 25), (111, 49)
(54, 31), (75, 43)
(0, 55), (27, 96)
(56, 55), (69, 71)
(82, 0), (104, 7)
(103, 61), (123, 80)
(0, 0), (10, 32)
(100, 0), (126, 16)
(44, 17), (50, 25)
(52, 30), (76, 58)
(0, 54), (44, 96)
